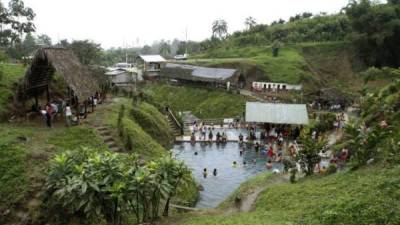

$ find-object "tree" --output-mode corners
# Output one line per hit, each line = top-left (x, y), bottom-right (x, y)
(296, 136), (326, 176)
(37, 34), (52, 46)
(345, 0), (400, 67)
(244, 17), (257, 30)
(158, 41), (171, 57)
(21, 32), (36, 56)
(0, 0), (35, 47)
(141, 45), (152, 55)
(271, 40), (282, 57)
(212, 19), (228, 39)
(69, 40), (102, 65)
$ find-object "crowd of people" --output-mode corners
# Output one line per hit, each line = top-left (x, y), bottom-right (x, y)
(32, 92), (103, 128)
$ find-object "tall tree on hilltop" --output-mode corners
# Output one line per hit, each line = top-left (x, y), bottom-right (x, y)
(0, 0), (35, 47)
(346, 0), (400, 67)
(159, 41), (171, 57)
(69, 40), (102, 65)
(244, 17), (257, 30)
(37, 34), (52, 46)
(212, 19), (228, 39)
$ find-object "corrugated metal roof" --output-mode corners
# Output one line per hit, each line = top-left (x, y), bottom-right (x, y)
(166, 63), (237, 80)
(139, 55), (166, 63)
(245, 102), (309, 125)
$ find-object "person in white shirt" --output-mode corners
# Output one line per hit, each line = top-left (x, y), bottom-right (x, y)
(65, 104), (72, 126)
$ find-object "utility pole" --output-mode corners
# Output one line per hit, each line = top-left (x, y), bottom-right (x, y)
(185, 27), (188, 56)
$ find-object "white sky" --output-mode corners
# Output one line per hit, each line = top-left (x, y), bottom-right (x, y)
(20, 0), (350, 49)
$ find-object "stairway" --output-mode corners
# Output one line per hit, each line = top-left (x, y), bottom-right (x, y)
(167, 116), (183, 136)
(93, 124), (125, 152)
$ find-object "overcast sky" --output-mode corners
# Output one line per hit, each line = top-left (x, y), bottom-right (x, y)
(21, 0), (350, 49)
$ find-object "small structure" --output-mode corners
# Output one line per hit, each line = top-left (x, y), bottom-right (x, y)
(245, 102), (309, 125)
(161, 63), (240, 89)
(252, 82), (302, 92)
(105, 62), (139, 87)
(16, 47), (100, 120)
(136, 55), (166, 78)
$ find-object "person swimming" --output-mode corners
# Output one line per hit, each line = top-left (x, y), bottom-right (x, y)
(213, 168), (217, 176)
(203, 168), (208, 178)
(233, 161), (237, 167)
(266, 160), (273, 170)
(194, 152), (198, 155)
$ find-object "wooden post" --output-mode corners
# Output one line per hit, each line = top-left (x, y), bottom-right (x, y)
(34, 96), (38, 109)
(84, 101), (87, 118)
(46, 85), (50, 103)
(76, 98), (80, 123)
(91, 97), (94, 113)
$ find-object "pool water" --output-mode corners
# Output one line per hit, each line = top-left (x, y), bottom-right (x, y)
(172, 141), (282, 208)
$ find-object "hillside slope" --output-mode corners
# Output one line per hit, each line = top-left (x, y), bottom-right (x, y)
(189, 42), (365, 94)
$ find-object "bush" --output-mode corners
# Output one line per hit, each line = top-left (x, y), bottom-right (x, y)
(45, 147), (193, 224)
(326, 164), (337, 175)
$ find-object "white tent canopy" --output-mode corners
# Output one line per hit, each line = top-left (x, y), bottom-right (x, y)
(139, 55), (166, 63)
(245, 102), (309, 125)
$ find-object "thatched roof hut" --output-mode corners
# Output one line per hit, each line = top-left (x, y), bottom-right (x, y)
(17, 47), (100, 102)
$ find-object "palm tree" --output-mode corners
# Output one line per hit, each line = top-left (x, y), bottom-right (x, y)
(212, 19), (228, 39)
(244, 17), (257, 30)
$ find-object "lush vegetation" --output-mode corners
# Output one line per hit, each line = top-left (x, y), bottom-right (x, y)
(0, 124), (108, 224)
(131, 102), (174, 148)
(0, 63), (26, 119)
(45, 147), (193, 225)
(143, 84), (248, 119)
(105, 98), (167, 159)
(175, 165), (400, 225)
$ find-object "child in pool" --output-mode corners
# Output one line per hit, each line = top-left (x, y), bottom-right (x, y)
(203, 168), (208, 178)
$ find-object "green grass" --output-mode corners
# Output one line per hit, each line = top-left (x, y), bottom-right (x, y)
(189, 42), (363, 94)
(105, 98), (167, 159)
(0, 63), (25, 118)
(217, 172), (274, 209)
(143, 84), (248, 119)
(131, 102), (174, 148)
(175, 165), (400, 225)
(190, 45), (311, 84)
(0, 123), (108, 220)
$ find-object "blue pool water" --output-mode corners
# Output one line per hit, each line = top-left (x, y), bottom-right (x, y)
(172, 141), (282, 208)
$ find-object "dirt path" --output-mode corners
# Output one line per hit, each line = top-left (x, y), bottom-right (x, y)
(225, 175), (288, 214)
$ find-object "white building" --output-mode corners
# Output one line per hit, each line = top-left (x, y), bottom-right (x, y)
(252, 82), (302, 92)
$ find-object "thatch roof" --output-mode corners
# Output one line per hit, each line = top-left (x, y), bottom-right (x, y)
(18, 48), (100, 100)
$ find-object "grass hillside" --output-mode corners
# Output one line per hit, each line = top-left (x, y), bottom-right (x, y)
(104, 98), (168, 159)
(189, 42), (364, 93)
(131, 102), (174, 148)
(0, 63), (25, 119)
(143, 84), (249, 119)
(0, 123), (108, 224)
(174, 165), (400, 225)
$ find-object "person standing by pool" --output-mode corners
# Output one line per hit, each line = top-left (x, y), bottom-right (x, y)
(255, 142), (260, 153)
(239, 133), (244, 143)
(213, 168), (217, 176)
(203, 168), (208, 178)
(208, 130), (214, 143)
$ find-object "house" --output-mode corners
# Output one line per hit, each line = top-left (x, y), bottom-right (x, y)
(16, 47), (101, 120)
(245, 102), (309, 125)
(105, 63), (138, 87)
(161, 63), (240, 89)
(136, 55), (166, 78)
(252, 82), (302, 92)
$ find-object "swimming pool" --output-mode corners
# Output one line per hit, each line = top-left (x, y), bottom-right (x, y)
(172, 141), (282, 208)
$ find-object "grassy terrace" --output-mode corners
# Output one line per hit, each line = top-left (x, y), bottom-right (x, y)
(0, 123), (107, 222)
(186, 42), (364, 93)
(0, 63), (26, 118)
(172, 165), (400, 225)
(143, 83), (249, 119)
